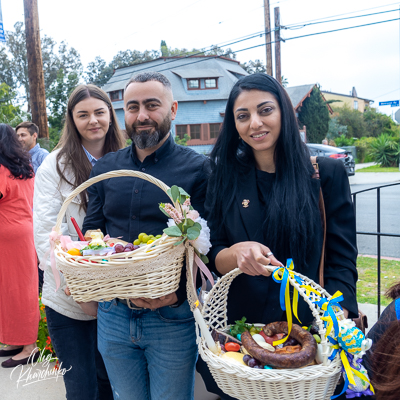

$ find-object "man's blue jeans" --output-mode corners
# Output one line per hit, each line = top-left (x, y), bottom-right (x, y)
(45, 306), (113, 400)
(97, 299), (197, 400)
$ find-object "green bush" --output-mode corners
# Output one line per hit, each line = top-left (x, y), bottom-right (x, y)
(354, 137), (375, 163)
(334, 135), (354, 147)
(368, 134), (400, 167)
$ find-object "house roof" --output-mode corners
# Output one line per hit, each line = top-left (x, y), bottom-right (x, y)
(103, 56), (248, 104)
(320, 90), (374, 104)
(286, 84), (333, 113)
(171, 68), (223, 78)
(286, 84), (316, 110)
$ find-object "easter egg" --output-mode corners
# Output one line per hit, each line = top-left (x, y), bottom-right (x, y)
(67, 248), (81, 256)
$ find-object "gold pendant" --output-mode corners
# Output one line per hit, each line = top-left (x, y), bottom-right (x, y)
(242, 199), (250, 208)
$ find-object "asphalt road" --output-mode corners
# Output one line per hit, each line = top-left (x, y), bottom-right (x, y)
(351, 182), (400, 258)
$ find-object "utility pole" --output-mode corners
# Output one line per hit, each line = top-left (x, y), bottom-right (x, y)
(274, 7), (281, 85)
(263, 0), (273, 76)
(23, 0), (49, 139)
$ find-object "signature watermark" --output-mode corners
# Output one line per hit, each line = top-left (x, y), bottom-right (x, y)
(10, 348), (71, 388)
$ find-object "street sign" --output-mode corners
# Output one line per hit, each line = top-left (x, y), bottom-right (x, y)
(0, 22), (5, 43)
(379, 100), (400, 107)
(0, 0), (5, 42)
(395, 109), (400, 124)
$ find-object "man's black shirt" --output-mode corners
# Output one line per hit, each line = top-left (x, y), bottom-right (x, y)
(82, 134), (210, 304)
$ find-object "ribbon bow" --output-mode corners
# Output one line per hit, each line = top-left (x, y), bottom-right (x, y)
(314, 291), (344, 338)
(272, 258), (303, 345)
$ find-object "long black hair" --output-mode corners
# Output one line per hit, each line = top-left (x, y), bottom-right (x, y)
(207, 73), (319, 267)
(0, 123), (34, 180)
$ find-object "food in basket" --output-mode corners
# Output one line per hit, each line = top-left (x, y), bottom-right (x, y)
(241, 321), (317, 368)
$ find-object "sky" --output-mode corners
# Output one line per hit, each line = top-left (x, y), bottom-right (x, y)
(1, 0), (399, 118)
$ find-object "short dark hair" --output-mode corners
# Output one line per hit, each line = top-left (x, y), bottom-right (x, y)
(125, 71), (172, 91)
(15, 121), (39, 136)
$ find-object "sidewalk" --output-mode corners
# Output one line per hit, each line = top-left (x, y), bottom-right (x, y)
(1, 302), (383, 400)
(350, 162), (400, 185)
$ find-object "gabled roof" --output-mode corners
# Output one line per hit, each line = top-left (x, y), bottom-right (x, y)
(286, 84), (333, 113)
(103, 56), (248, 104)
(320, 90), (374, 104)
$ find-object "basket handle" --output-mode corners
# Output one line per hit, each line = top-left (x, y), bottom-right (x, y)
(54, 169), (173, 235)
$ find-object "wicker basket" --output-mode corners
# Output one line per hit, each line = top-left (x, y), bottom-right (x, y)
(186, 254), (343, 400)
(53, 170), (185, 302)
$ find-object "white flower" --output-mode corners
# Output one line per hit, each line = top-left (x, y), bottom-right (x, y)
(166, 217), (212, 255)
(192, 217), (212, 255)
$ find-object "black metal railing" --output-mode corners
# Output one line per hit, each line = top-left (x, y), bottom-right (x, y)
(352, 182), (400, 317)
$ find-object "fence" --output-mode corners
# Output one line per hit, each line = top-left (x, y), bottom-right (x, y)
(352, 182), (400, 317)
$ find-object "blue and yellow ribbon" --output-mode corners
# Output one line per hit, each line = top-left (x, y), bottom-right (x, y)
(314, 291), (344, 338)
(331, 351), (375, 399)
(272, 259), (303, 346)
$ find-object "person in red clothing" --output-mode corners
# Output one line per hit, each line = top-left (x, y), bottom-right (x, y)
(0, 123), (39, 368)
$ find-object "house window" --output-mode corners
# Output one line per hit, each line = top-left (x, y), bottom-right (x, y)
(205, 78), (217, 89)
(176, 125), (187, 139)
(209, 123), (221, 139)
(189, 124), (201, 140)
(109, 90), (123, 101)
(187, 79), (200, 89)
(354, 100), (358, 110)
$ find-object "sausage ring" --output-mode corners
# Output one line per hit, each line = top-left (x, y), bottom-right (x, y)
(241, 321), (317, 368)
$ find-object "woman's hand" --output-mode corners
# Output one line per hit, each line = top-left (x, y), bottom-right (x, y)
(215, 241), (283, 276)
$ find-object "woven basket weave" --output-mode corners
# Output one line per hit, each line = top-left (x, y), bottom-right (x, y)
(54, 170), (185, 302)
(186, 256), (343, 400)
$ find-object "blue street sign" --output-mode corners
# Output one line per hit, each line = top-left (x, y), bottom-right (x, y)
(379, 100), (399, 107)
(0, 22), (5, 43)
(0, 0), (5, 42)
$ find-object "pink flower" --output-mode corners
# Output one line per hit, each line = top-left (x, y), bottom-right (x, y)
(187, 210), (200, 221)
(164, 203), (183, 224)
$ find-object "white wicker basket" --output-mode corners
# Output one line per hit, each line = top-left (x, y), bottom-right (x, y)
(186, 254), (343, 400)
(53, 170), (185, 302)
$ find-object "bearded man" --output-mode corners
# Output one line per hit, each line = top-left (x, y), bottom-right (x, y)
(82, 72), (209, 400)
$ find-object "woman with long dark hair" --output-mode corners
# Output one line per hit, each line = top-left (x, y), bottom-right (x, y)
(33, 84), (125, 400)
(363, 282), (400, 400)
(0, 124), (39, 368)
(198, 74), (359, 399)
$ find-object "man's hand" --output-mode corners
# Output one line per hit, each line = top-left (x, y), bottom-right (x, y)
(131, 292), (178, 310)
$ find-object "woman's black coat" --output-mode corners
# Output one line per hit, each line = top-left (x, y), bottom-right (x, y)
(205, 156), (358, 326)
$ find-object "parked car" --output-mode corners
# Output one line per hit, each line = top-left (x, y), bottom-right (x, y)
(306, 143), (355, 176)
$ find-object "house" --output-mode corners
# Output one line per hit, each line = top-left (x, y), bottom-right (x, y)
(102, 56), (248, 154)
(286, 84), (333, 142)
(321, 87), (373, 113)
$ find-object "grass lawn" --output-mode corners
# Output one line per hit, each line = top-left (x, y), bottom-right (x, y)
(357, 166), (399, 172)
(357, 256), (400, 305)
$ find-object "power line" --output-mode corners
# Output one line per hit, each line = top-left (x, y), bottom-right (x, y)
(106, 17), (399, 87)
(284, 2), (400, 26)
(285, 9), (399, 30)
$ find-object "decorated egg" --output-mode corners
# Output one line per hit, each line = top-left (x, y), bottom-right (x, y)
(337, 320), (365, 355)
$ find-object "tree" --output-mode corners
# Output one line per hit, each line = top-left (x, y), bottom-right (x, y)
(332, 105), (367, 139)
(298, 86), (330, 143)
(241, 59), (266, 74)
(47, 70), (79, 131)
(0, 83), (24, 126)
(0, 22), (82, 113)
(327, 116), (348, 140)
(363, 107), (397, 137)
(85, 56), (114, 87)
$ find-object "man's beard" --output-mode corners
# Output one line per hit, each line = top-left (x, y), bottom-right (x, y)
(126, 114), (171, 149)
